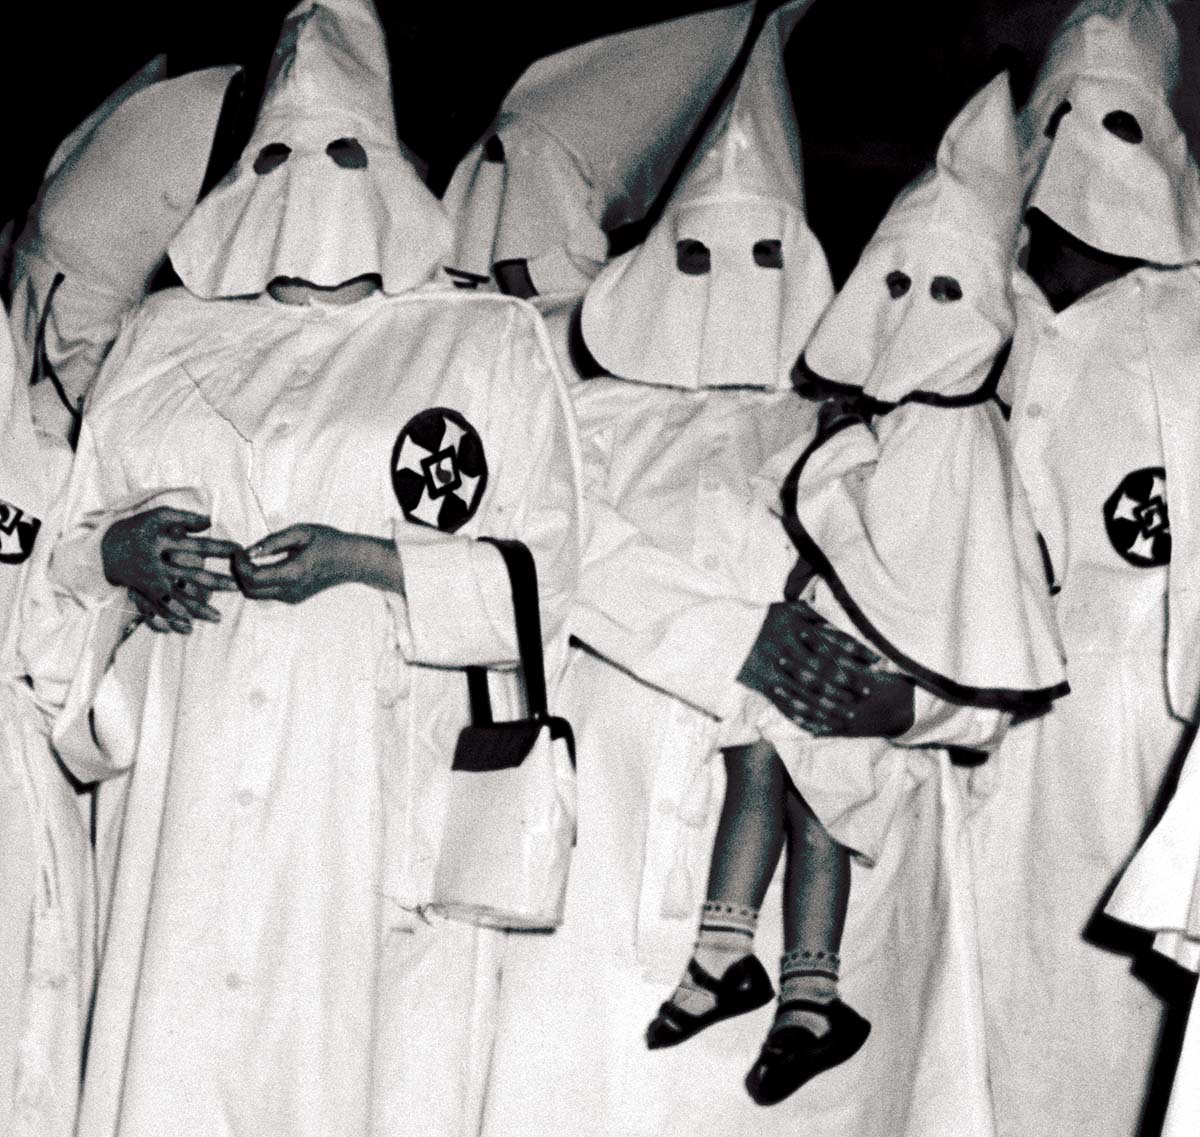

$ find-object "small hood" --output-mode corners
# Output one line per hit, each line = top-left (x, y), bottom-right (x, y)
(803, 73), (1022, 406)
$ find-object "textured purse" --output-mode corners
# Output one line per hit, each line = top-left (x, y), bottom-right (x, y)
(433, 538), (577, 930)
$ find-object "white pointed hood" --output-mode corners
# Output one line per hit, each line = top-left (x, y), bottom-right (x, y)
(1021, 0), (1200, 265)
(580, 0), (833, 390)
(442, 2), (755, 298)
(8, 60), (241, 423)
(787, 77), (1068, 709)
(803, 73), (1022, 405)
(170, 0), (452, 298)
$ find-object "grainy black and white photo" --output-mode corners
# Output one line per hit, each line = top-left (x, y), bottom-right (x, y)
(2, 1), (1199, 1134)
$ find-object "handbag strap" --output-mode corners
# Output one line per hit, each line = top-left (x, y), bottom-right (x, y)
(464, 538), (551, 723)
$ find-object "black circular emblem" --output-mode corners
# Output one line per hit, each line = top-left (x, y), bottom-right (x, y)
(391, 408), (488, 533)
(1104, 467), (1170, 568)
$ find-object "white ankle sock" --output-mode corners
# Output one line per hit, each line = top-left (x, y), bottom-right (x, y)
(773, 946), (839, 1038)
(668, 901), (758, 1017)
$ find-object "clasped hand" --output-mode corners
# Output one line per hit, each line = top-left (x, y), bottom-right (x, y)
(103, 509), (365, 634)
(738, 601), (916, 739)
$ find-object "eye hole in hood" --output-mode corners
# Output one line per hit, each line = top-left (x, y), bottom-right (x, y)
(253, 142), (292, 175)
(753, 239), (783, 269)
(1102, 110), (1143, 144)
(676, 239), (712, 276)
(326, 137), (369, 169)
(885, 270), (911, 299)
(930, 275), (963, 302)
(1045, 99), (1072, 139)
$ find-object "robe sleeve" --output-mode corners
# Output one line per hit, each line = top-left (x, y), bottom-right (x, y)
(565, 395), (778, 722)
(894, 687), (1010, 753)
(569, 497), (770, 720)
(19, 418), (143, 784)
(395, 301), (583, 671)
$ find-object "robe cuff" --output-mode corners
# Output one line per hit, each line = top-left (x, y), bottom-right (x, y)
(893, 686), (1009, 752)
(395, 530), (518, 668)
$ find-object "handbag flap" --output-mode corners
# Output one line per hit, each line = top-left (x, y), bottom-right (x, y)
(452, 721), (544, 772)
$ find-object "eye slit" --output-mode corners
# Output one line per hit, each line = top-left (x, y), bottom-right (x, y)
(885, 270), (911, 299)
(253, 143), (292, 175)
(1045, 99), (1072, 139)
(676, 239), (712, 276)
(1102, 110), (1143, 144)
(930, 275), (963, 302)
(752, 238), (783, 269)
(483, 134), (505, 163)
(326, 137), (368, 169)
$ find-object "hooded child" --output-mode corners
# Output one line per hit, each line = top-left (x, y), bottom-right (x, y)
(20, 3), (581, 1135)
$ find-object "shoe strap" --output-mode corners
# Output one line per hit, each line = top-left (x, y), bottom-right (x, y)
(685, 958), (722, 993)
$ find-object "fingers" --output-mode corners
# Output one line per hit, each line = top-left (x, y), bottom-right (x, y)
(774, 656), (858, 704)
(247, 526), (312, 559)
(161, 553), (239, 593)
(153, 508), (212, 532)
(167, 535), (243, 562)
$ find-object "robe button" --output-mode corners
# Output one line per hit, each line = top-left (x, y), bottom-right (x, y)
(701, 554), (719, 571)
(237, 789), (255, 807)
(225, 972), (243, 991)
(1027, 402), (1044, 419)
(248, 688), (268, 708)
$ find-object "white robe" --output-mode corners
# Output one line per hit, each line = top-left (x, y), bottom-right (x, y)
(0, 309), (93, 1137)
(482, 378), (1003, 1137)
(970, 266), (1198, 1137)
(21, 286), (581, 1137)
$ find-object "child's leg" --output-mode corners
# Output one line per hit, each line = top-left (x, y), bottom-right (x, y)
(775, 785), (851, 1038)
(647, 741), (785, 1044)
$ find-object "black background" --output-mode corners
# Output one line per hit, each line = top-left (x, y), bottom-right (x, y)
(3, 0), (1124, 284)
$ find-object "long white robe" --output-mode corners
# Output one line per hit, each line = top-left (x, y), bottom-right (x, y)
(482, 378), (1003, 1137)
(21, 286), (581, 1137)
(0, 310), (93, 1137)
(970, 267), (1197, 1137)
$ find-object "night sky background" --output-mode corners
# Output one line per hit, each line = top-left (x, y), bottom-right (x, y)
(1, 0), (1197, 278)
(14, 0), (1194, 284)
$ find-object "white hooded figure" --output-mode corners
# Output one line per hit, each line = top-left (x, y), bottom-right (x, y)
(8, 58), (242, 452)
(965, 2), (1200, 1136)
(790, 73), (1067, 712)
(0, 306), (93, 1137)
(441, 2), (755, 302)
(20, 2), (581, 1135)
(479, 11), (1000, 1137)
(442, 2), (757, 391)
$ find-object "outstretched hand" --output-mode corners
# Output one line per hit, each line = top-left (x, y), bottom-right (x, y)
(101, 508), (240, 634)
(233, 523), (365, 605)
(738, 601), (915, 738)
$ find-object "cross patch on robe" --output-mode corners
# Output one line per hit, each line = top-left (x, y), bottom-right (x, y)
(391, 408), (488, 533)
(1104, 467), (1171, 568)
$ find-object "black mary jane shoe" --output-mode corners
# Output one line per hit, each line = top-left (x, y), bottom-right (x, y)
(645, 956), (775, 1050)
(744, 998), (871, 1106)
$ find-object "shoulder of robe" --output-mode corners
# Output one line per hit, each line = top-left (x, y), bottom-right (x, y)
(374, 289), (562, 380)
(85, 288), (250, 416)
